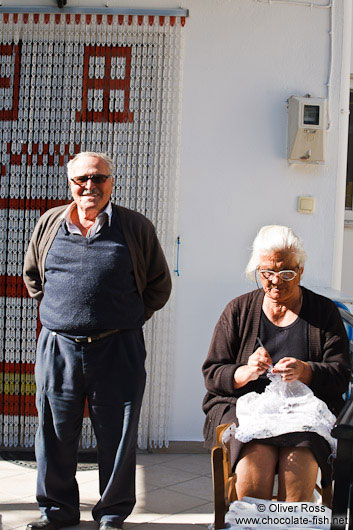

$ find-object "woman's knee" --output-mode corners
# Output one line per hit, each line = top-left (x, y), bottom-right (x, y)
(279, 446), (318, 472)
(235, 443), (278, 500)
(277, 447), (318, 502)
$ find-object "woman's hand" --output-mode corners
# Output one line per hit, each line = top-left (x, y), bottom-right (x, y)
(234, 347), (272, 389)
(272, 357), (312, 384)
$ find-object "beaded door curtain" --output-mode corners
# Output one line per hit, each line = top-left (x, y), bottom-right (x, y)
(0, 12), (185, 449)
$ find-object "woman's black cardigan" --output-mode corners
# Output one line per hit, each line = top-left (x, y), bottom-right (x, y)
(202, 287), (351, 448)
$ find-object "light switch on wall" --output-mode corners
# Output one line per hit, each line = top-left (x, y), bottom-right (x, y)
(298, 196), (315, 214)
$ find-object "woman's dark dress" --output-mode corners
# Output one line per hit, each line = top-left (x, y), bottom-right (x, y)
(226, 309), (332, 486)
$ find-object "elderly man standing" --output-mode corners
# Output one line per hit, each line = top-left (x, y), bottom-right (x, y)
(23, 152), (172, 530)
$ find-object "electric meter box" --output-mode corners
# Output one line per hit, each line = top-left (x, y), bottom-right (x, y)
(287, 96), (327, 164)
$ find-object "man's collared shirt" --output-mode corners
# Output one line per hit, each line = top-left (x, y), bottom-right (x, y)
(62, 201), (112, 238)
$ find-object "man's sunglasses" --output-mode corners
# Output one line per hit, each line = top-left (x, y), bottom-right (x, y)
(70, 174), (111, 185)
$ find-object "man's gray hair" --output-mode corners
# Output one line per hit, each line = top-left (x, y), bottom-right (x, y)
(245, 225), (306, 279)
(67, 152), (114, 177)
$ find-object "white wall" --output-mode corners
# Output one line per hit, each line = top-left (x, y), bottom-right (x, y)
(341, 1), (353, 298)
(172, 0), (351, 441)
(5, 0), (351, 442)
(342, 228), (353, 297)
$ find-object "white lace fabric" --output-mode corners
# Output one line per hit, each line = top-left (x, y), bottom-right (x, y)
(223, 372), (337, 454)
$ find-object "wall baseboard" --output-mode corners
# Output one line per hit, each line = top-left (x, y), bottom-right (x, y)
(148, 441), (209, 454)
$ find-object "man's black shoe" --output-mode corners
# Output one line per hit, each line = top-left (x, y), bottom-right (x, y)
(99, 523), (123, 530)
(27, 516), (80, 530)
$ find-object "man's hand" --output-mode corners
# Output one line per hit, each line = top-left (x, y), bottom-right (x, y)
(272, 357), (312, 384)
(233, 347), (272, 389)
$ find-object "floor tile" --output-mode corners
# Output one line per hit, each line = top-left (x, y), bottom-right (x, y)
(0, 473), (37, 498)
(125, 511), (164, 525)
(156, 514), (213, 527)
(76, 482), (100, 505)
(135, 487), (208, 514)
(77, 482), (159, 505)
(167, 476), (213, 502)
(135, 479), (160, 495)
(70, 516), (96, 529)
(0, 453), (215, 529)
(0, 490), (27, 503)
(157, 501), (214, 526)
(187, 501), (214, 514)
(0, 466), (35, 479)
(0, 496), (39, 528)
(76, 469), (100, 484)
(163, 454), (211, 476)
(138, 464), (200, 488)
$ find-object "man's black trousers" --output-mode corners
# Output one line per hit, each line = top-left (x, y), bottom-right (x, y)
(34, 326), (146, 525)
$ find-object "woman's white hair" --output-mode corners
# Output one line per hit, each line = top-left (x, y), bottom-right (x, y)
(67, 152), (114, 177)
(245, 225), (306, 279)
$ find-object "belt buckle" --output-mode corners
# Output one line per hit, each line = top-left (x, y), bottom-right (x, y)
(74, 336), (93, 343)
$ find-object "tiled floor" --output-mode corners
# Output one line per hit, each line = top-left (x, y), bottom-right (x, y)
(0, 453), (214, 530)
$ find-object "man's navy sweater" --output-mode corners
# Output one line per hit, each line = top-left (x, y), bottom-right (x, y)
(39, 212), (145, 334)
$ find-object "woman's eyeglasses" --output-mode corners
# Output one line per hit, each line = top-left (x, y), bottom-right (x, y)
(258, 269), (298, 281)
(70, 174), (111, 185)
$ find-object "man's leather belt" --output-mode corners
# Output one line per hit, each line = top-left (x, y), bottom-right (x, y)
(52, 329), (120, 343)
(74, 329), (120, 343)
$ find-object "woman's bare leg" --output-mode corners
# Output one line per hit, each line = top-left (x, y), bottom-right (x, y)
(235, 442), (278, 500)
(277, 447), (318, 501)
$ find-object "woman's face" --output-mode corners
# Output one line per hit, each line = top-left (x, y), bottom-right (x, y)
(258, 250), (303, 304)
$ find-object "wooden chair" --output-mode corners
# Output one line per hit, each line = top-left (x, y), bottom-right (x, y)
(211, 423), (333, 530)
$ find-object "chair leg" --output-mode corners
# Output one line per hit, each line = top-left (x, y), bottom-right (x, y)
(212, 445), (226, 530)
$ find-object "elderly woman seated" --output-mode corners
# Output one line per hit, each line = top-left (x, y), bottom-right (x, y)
(202, 225), (351, 502)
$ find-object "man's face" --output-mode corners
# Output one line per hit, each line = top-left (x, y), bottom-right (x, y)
(68, 156), (114, 214)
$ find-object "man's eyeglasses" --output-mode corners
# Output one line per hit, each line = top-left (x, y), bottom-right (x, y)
(70, 174), (111, 186)
(258, 269), (298, 281)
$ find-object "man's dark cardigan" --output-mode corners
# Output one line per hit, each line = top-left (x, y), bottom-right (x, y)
(202, 287), (351, 448)
(23, 203), (171, 321)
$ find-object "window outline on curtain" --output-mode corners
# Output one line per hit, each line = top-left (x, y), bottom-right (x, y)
(0, 12), (186, 450)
